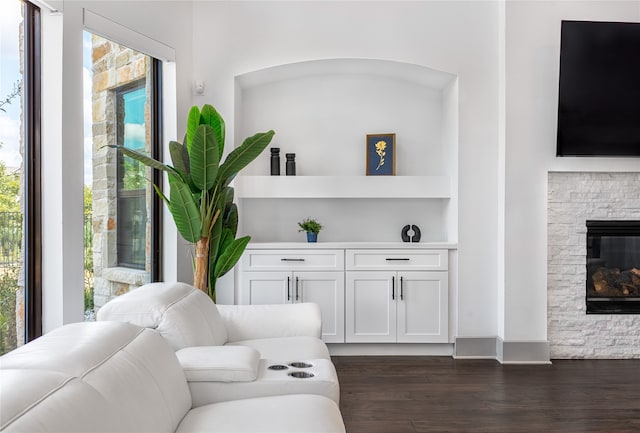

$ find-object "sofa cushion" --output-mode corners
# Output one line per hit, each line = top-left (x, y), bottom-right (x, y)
(0, 321), (144, 376)
(217, 303), (322, 341)
(0, 371), (124, 433)
(176, 346), (260, 382)
(97, 282), (228, 350)
(81, 327), (192, 432)
(225, 336), (330, 361)
(0, 369), (70, 429)
(176, 394), (345, 433)
(1, 322), (192, 433)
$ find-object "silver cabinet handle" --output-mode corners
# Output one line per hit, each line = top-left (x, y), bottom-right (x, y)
(281, 258), (305, 262)
(400, 276), (404, 300)
(287, 276), (291, 301)
(295, 276), (300, 301)
(386, 258), (410, 261)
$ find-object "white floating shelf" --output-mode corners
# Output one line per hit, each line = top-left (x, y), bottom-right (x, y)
(235, 176), (451, 199)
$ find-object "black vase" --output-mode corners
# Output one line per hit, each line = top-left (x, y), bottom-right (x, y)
(286, 153), (296, 176)
(270, 148), (280, 175)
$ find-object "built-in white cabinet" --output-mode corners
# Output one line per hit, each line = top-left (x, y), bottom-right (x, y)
(345, 249), (448, 343)
(240, 250), (345, 343)
(238, 246), (450, 345)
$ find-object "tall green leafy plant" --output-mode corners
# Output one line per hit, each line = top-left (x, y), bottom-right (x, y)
(111, 104), (274, 300)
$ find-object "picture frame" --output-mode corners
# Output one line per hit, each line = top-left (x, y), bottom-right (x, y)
(366, 133), (396, 176)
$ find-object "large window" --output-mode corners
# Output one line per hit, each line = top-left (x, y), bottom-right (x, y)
(0, 0), (41, 353)
(117, 83), (147, 269)
(83, 32), (162, 316)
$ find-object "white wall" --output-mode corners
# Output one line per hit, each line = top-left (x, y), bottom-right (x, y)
(193, 1), (501, 336)
(503, 1), (640, 341)
(35, 0), (640, 348)
(42, 1), (193, 332)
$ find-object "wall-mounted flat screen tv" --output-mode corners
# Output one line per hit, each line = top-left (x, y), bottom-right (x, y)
(557, 20), (640, 157)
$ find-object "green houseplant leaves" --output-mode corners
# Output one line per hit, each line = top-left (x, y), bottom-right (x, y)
(108, 104), (274, 300)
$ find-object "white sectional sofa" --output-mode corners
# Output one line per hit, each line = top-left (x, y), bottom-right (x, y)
(96, 282), (341, 406)
(0, 321), (345, 433)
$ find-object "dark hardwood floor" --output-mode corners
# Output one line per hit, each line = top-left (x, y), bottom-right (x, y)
(333, 356), (640, 433)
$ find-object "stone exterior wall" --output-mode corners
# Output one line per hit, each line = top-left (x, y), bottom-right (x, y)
(91, 35), (152, 310)
(548, 172), (640, 358)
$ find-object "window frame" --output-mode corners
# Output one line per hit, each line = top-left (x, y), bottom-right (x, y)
(23, 0), (43, 343)
(150, 58), (163, 282)
(115, 80), (147, 269)
(113, 63), (163, 275)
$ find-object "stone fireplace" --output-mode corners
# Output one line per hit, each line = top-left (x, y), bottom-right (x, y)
(548, 172), (640, 359)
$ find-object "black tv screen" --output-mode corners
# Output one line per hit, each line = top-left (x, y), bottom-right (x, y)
(557, 20), (640, 157)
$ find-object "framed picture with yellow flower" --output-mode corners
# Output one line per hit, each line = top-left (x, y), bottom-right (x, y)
(366, 133), (396, 176)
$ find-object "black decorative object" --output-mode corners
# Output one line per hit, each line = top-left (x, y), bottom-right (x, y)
(270, 148), (280, 175)
(286, 153), (296, 175)
(401, 225), (411, 242)
(401, 224), (422, 242)
(411, 225), (421, 242)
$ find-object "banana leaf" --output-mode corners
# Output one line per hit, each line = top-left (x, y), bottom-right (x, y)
(186, 106), (201, 152)
(217, 130), (274, 186)
(168, 175), (201, 243)
(214, 235), (251, 279)
(199, 104), (225, 158)
(224, 203), (238, 237)
(189, 124), (219, 191)
(169, 140), (190, 178)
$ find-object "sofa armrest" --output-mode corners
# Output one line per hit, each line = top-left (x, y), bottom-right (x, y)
(175, 346), (260, 382)
(216, 303), (322, 342)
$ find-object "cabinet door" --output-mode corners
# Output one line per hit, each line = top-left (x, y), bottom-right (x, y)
(240, 272), (292, 305)
(345, 271), (396, 343)
(296, 271), (345, 343)
(396, 271), (448, 343)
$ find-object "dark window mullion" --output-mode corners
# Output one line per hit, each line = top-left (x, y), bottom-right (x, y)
(151, 58), (162, 282)
(23, 1), (42, 343)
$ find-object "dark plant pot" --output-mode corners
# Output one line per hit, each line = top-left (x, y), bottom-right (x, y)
(306, 232), (318, 243)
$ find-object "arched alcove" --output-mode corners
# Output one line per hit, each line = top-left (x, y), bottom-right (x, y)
(234, 58), (458, 243)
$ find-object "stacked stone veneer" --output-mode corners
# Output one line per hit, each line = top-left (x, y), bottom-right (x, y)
(91, 34), (152, 310)
(548, 172), (640, 359)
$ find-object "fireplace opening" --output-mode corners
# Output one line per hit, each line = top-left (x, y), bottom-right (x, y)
(586, 221), (640, 314)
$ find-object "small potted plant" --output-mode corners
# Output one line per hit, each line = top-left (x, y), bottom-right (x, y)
(298, 217), (323, 243)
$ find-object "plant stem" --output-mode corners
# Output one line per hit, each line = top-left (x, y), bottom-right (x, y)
(194, 237), (210, 292)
